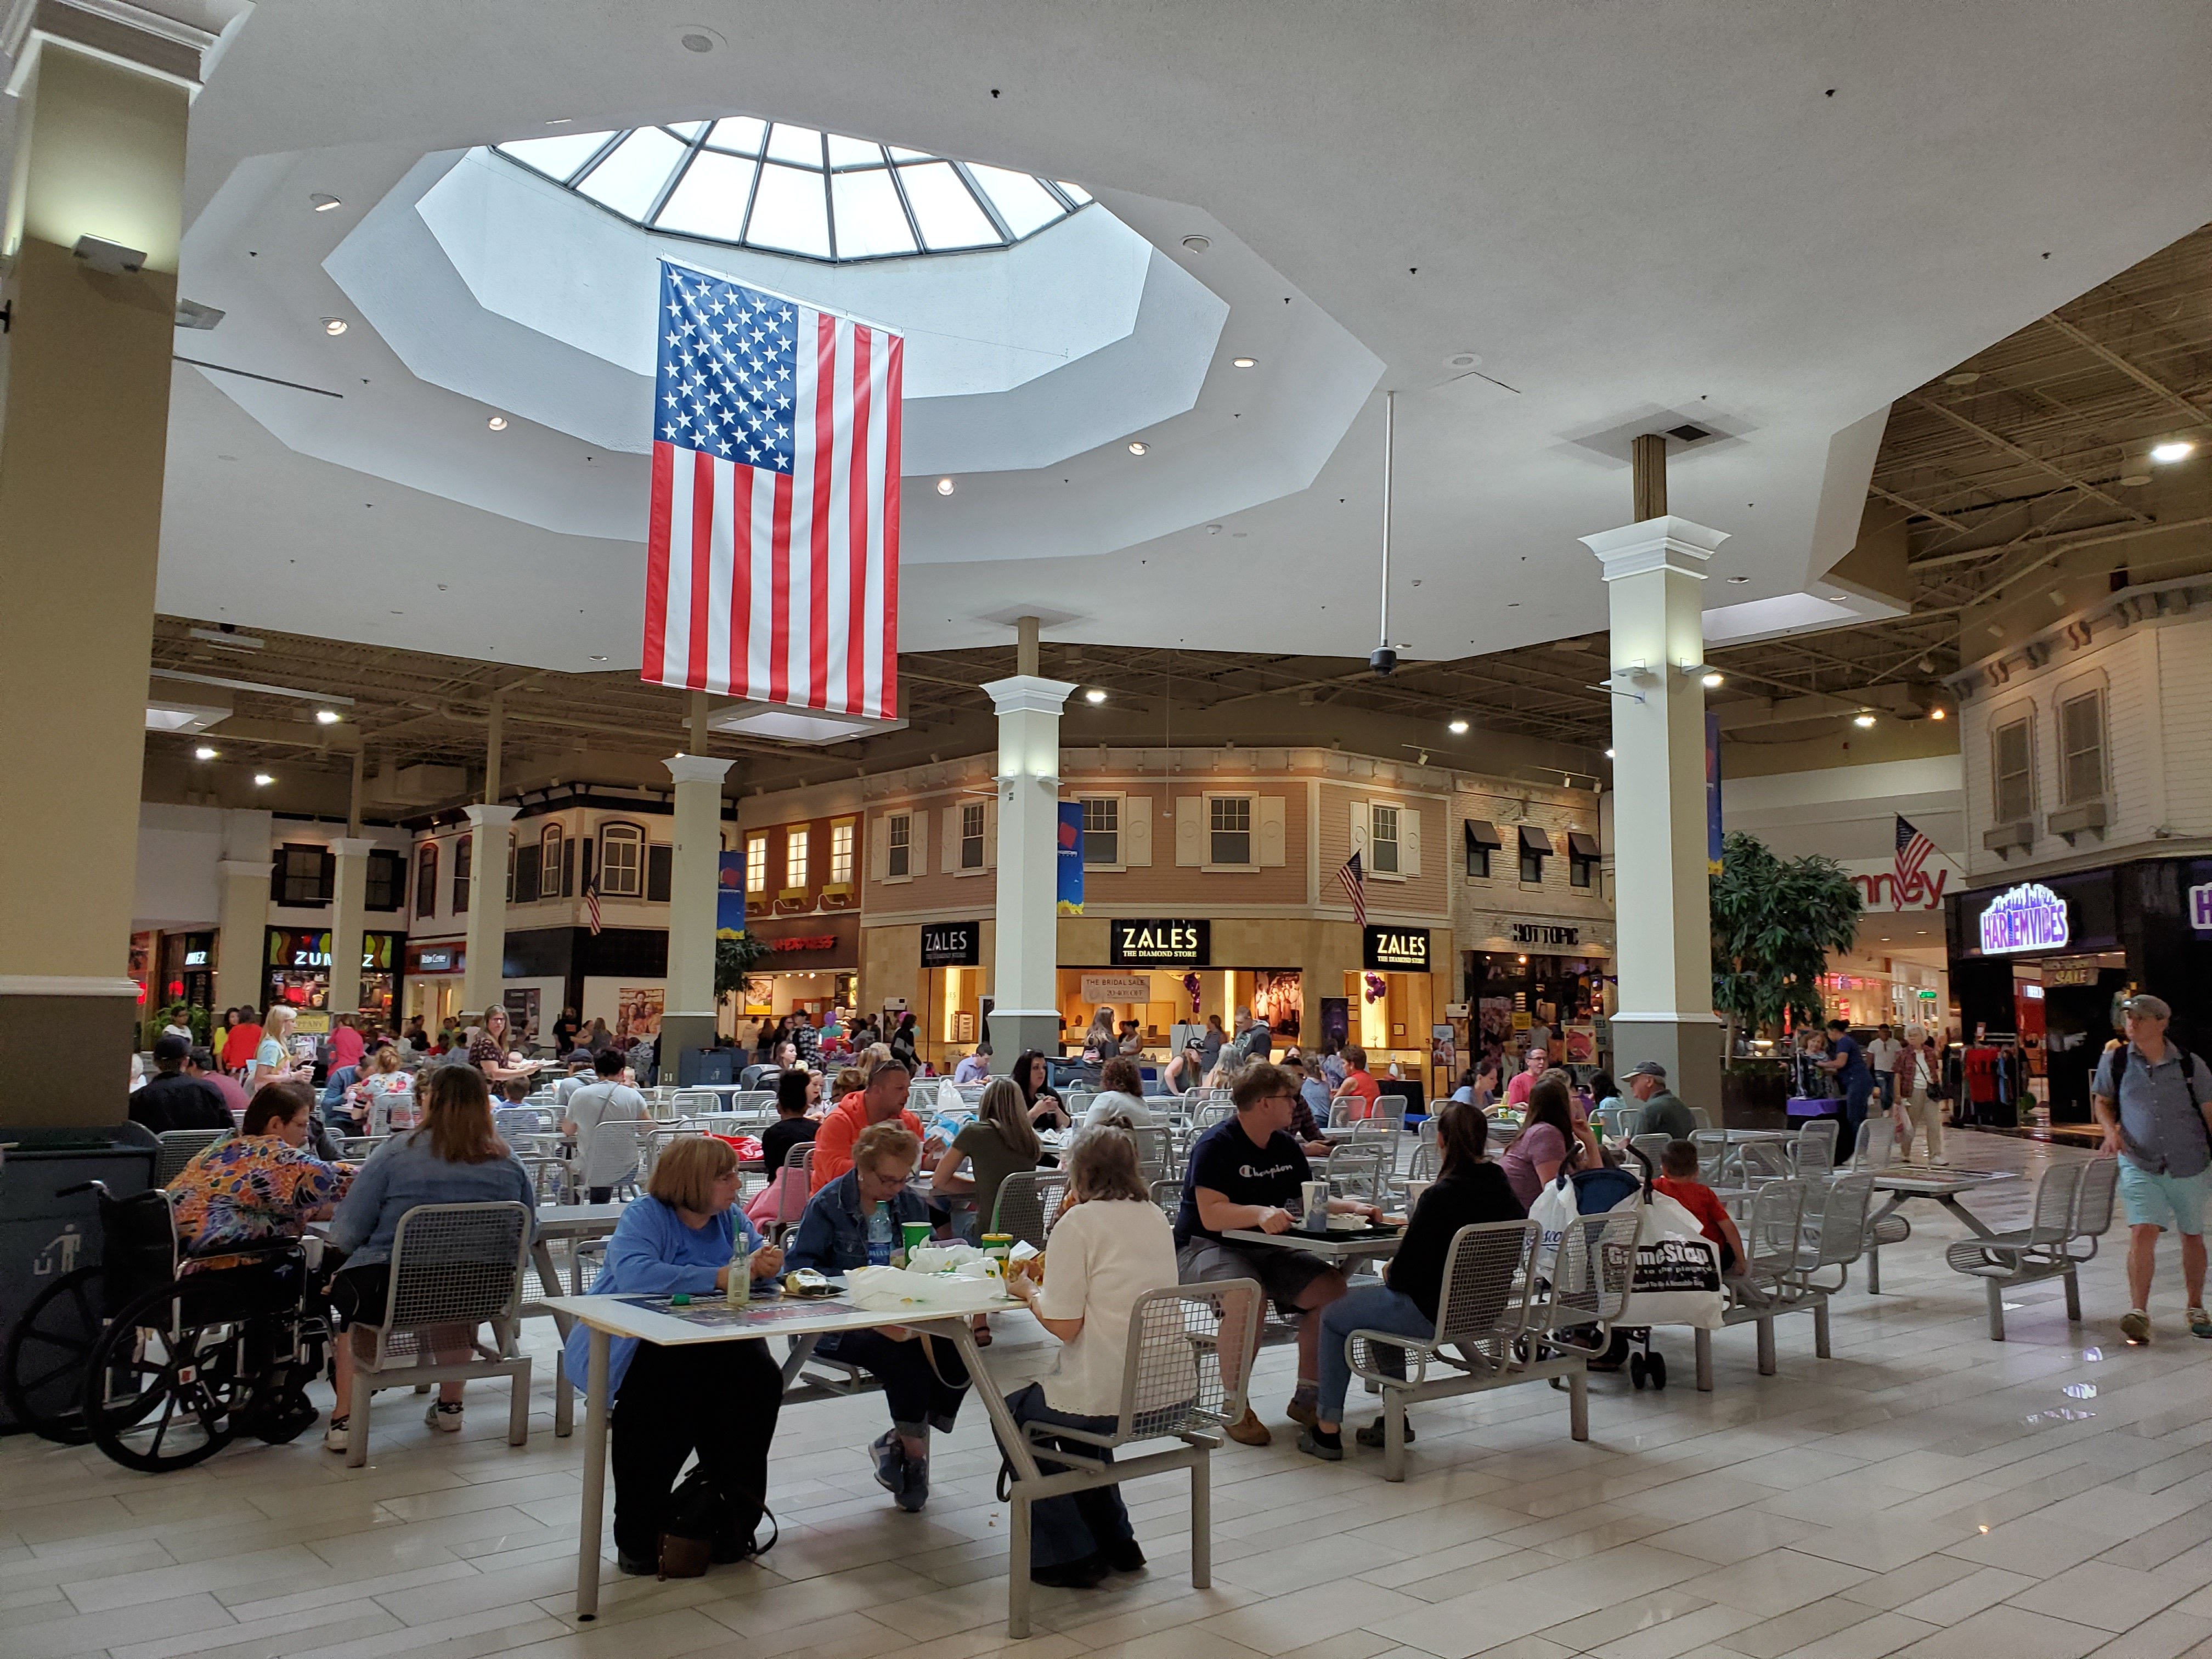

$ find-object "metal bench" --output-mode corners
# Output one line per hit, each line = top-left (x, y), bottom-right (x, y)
(1945, 1159), (2115, 1340)
(1695, 1179), (1821, 1390)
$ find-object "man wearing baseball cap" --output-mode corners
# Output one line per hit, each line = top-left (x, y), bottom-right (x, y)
(1623, 1061), (1695, 1142)
(2092, 994), (2212, 1344)
(129, 1034), (234, 1135)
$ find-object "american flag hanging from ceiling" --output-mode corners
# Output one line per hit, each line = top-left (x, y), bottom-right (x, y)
(641, 262), (902, 719)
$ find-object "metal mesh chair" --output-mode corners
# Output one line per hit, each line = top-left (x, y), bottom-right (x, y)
(583, 1120), (644, 1198)
(343, 1200), (534, 1467)
(1798, 1173), (1874, 1293)
(1691, 1178), (1813, 1387)
(519, 1154), (570, 1206)
(766, 1143), (815, 1240)
(1629, 1132), (1673, 1171)
(1688, 1108), (1714, 1131)
(1789, 1119), (1839, 1175)
(998, 1278), (1263, 1637)
(990, 1170), (1069, 1249)
(727, 1089), (777, 1119)
(1945, 1160), (2089, 1340)
(494, 1106), (558, 1138)
(1843, 1117), (1896, 1171)
(1323, 1138), (1390, 1206)
(1150, 1176), (1182, 1217)
(1193, 1102), (1233, 1132)
(154, 1128), (231, 1186)
(2067, 1156), (2120, 1259)
(1692, 1128), (1730, 1183)
(1131, 1125), (1173, 1182)
(1534, 1209), (1639, 1347)
(641, 1125), (699, 1178)
(1739, 1140), (1792, 1183)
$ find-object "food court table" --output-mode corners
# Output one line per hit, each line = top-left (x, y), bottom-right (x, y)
(543, 1285), (1019, 1622)
(1222, 1223), (1406, 1266)
(1863, 1167), (2017, 1293)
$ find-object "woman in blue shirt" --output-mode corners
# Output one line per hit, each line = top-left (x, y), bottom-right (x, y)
(564, 1136), (785, 1573)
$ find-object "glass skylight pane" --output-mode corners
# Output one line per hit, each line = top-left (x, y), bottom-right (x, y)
(706, 116), (765, 155)
(968, 163), (1064, 237)
(898, 161), (1000, 249)
(747, 162), (831, 256)
(653, 150), (757, 240)
(575, 127), (686, 219)
(764, 123), (824, 167)
(665, 121), (708, 141)
(830, 169), (916, 257)
(1056, 180), (1093, 204)
(825, 133), (883, 168)
(496, 131), (617, 183)
(886, 145), (930, 162)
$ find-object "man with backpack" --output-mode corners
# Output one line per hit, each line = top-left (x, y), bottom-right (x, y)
(2092, 994), (2212, 1345)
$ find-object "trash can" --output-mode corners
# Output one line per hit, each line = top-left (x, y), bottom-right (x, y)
(678, 1047), (735, 1087)
(0, 1124), (158, 1433)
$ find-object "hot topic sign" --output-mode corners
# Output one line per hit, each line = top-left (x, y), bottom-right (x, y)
(1979, 882), (2070, 955)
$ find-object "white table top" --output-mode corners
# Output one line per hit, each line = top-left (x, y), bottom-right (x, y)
(540, 1285), (1013, 1346)
(535, 1201), (629, 1235)
(1869, 1166), (2017, 1195)
(1222, 1224), (1407, 1262)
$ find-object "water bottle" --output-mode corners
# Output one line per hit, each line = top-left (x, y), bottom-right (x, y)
(866, 1201), (895, 1267)
(726, 1227), (751, 1307)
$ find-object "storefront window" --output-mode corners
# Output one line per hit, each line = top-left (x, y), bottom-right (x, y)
(1370, 805), (1400, 874)
(747, 832), (769, 898)
(2060, 691), (2105, 803)
(541, 824), (566, 898)
(1993, 718), (2034, 822)
(416, 843), (439, 919)
(365, 849), (407, 911)
(1210, 795), (1251, 865)
(785, 828), (809, 890)
(273, 843), (333, 907)
(453, 834), (472, 912)
(887, 814), (911, 877)
(830, 820), (855, 884)
(1082, 797), (1119, 865)
(600, 823), (643, 896)
(960, 802), (985, 870)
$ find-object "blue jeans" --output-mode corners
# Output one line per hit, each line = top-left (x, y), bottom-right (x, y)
(1316, 1284), (1432, 1426)
(1876, 1073), (1896, 1109)
(1842, 1081), (1873, 1155)
(1004, 1383), (1135, 1569)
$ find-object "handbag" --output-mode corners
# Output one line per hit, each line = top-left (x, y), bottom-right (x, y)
(657, 1464), (776, 1578)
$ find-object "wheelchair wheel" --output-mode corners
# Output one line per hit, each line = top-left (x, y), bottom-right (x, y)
(82, 1280), (251, 1474)
(1628, 1352), (1648, 1390)
(1647, 1351), (1668, 1390)
(4, 1267), (108, 1442)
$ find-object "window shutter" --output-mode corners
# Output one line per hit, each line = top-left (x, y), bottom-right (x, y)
(1350, 800), (1370, 865)
(940, 805), (959, 873)
(1126, 795), (1153, 866)
(1257, 797), (1287, 866)
(1402, 808), (1422, 876)
(984, 797), (998, 868)
(912, 809), (929, 874)
(646, 844), (673, 903)
(871, 816), (890, 882)
(581, 837), (594, 896)
(1175, 796), (1203, 866)
(562, 836), (576, 898)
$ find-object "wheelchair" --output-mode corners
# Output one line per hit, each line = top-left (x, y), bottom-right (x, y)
(2, 1180), (330, 1473)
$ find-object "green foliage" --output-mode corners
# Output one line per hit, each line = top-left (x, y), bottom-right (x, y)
(1710, 831), (1863, 1038)
(714, 932), (771, 1000)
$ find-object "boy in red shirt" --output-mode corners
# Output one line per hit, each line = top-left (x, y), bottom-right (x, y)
(1655, 1139), (1745, 1275)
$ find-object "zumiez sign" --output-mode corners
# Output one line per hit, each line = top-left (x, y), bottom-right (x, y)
(1979, 883), (2070, 955)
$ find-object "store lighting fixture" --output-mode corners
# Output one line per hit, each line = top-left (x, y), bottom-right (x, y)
(1447, 718), (1469, 735)
(1127, 441), (1148, 455)
(310, 193), (342, 212)
(323, 317), (348, 336)
(935, 477), (955, 495)
(1726, 574), (1751, 583)
(1930, 707), (1946, 721)
(1084, 687), (1107, 704)
(194, 746), (218, 760)
(487, 415), (508, 431)
(1232, 357), (1256, 369)
(1604, 747), (1615, 758)
(253, 772), (274, 786)
(1853, 712), (1877, 727)
(1701, 671), (1724, 689)
(2151, 439), (2196, 464)
(315, 709), (341, 725)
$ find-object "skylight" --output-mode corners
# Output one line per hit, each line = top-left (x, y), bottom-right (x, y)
(493, 123), (1092, 264)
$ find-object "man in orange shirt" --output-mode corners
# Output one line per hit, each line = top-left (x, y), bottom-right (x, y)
(811, 1060), (941, 1190)
(1336, 1045), (1383, 1119)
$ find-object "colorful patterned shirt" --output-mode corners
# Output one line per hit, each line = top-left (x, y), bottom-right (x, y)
(167, 1136), (352, 1263)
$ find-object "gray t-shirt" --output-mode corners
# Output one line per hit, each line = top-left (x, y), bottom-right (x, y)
(2092, 1042), (2210, 1177)
(566, 1081), (648, 1188)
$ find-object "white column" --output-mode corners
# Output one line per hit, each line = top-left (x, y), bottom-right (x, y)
(660, 753), (733, 1075)
(1581, 515), (1728, 1112)
(983, 675), (1075, 1069)
(326, 837), (374, 1016)
(215, 857), (269, 1014)
(462, 803), (518, 1016)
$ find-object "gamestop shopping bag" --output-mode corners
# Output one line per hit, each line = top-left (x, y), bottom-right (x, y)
(1612, 1192), (1725, 1329)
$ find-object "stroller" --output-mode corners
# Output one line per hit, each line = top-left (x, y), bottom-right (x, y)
(1568, 1150), (1671, 1389)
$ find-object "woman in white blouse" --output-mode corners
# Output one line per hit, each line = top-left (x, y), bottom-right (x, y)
(1000, 1124), (1178, 1589)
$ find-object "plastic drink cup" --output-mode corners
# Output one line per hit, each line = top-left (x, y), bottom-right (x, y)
(902, 1221), (932, 1261)
(1301, 1180), (1328, 1231)
(981, 1233), (1013, 1264)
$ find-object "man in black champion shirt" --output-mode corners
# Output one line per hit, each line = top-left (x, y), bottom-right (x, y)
(1174, 1062), (1380, 1447)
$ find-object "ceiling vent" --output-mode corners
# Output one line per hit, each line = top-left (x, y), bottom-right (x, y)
(1666, 423), (1711, 443)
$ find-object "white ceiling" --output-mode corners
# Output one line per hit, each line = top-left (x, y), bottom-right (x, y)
(104, 1), (2212, 672)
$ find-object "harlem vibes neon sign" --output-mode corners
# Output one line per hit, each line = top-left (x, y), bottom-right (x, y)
(1978, 883), (2070, 955)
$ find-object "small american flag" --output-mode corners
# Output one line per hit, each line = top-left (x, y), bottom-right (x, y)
(1894, 815), (1936, 903)
(642, 262), (902, 719)
(584, 881), (603, 936)
(1336, 851), (1367, 927)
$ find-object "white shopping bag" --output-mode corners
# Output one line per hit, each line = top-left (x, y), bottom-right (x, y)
(1527, 1175), (1581, 1277)
(1611, 1191), (1726, 1329)
(843, 1265), (1005, 1313)
(936, 1077), (964, 1116)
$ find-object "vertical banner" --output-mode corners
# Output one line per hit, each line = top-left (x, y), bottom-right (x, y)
(1705, 709), (1724, 873)
(716, 849), (747, 938)
(1056, 800), (1085, 916)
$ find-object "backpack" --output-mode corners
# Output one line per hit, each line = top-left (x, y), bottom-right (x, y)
(2112, 1040), (2203, 1101)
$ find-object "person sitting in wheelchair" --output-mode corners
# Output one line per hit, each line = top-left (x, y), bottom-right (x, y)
(167, 1081), (352, 1273)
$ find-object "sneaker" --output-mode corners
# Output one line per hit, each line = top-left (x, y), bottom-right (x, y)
(321, 1416), (351, 1453)
(1224, 1407), (1272, 1447)
(424, 1401), (464, 1432)
(2121, 1309), (2152, 1346)
(1285, 1393), (1319, 1430)
(615, 1550), (658, 1577)
(1104, 1540), (1147, 1573)
(1356, 1416), (1413, 1449)
(870, 1430), (906, 1496)
(2190, 1308), (2212, 1340)
(1295, 1427), (1342, 1462)
(1031, 1553), (1110, 1589)
(896, 1456), (929, 1514)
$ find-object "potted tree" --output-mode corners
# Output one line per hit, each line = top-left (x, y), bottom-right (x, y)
(1711, 831), (1863, 1125)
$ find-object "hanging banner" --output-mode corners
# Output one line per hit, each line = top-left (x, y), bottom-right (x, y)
(716, 849), (747, 938)
(1706, 709), (1724, 874)
(1057, 800), (1085, 916)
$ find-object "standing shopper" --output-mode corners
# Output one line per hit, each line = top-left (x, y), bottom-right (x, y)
(1818, 1019), (1874, 1152)
(1867, 1023), (1901, 1115)
(2092, 995), (2212, 1345)
(1893, 1026), (1946, 1165)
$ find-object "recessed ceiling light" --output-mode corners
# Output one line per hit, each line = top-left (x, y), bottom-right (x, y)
(935, 477), (955, 495)
(1726, 574), (1751, 584)
(309, 193), (341, 212)
(1445, 352), (1483, 369)
(679, 29), (716, 52)
(1181, 235), (1210, 252)
(1127, 441), (1148, 455)
(1854, 712), (1877, 728)
(1232, 357), (1256, 369)
(315, 709), (341, 725)
(590, 654), (607, 662)
(1943, 370), (1981, 387)
(322, 317), (347, 336)
(2119, 473), (2152, 487)
(1701, 672), (1724, 689)
(194, 746), (218, 760)
(253, 772), (275, 786)
(487, 415), (508, 431)
(1084, 687), (1107, 704)
(2151, 440), (2196, 464)
(1930, 707), (1946, 721)
(1447, 718), (1469, 735)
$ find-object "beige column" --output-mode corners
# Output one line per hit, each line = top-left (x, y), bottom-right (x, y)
(0, 12), (225, 1124)
(462, 805), (517, 1015)
(984, 672), (1075, 1069)
(659, 753), (734, 1074)
(327, 838), (374, 1015)
(214, 858), (269, 1014)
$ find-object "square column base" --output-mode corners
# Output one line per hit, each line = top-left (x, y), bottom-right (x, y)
(1609, 1015), (1724, 1124)
(0, 988), (138, 1127)
(656, 1012), (720, 1082)
(985, 1010), (1064, 1070)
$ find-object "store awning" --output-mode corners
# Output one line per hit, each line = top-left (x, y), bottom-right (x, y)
(1464, 819), (1503, 853)
(1566, 831), (1601, 859)
(1519, 825), (1554, 856)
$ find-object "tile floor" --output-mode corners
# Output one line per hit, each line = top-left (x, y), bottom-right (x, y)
(9, 1132), (2212, 1659)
